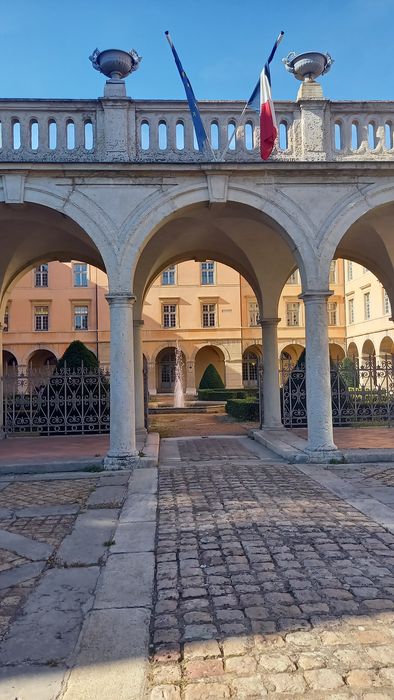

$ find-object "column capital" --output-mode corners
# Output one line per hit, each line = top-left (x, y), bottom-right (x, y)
(299, 289), (333, 302)
(105, 292), (136, 306)
(259, 317), (281, 327)
(133, 319), (144, 328)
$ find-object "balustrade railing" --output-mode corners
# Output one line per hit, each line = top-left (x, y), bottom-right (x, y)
(0, 98), (393, 163)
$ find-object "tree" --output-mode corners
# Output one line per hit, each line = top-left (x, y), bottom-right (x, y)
(57, 340), (98, 371)
(199, 363), (225, 389)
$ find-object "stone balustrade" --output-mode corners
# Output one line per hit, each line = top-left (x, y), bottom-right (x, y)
(0, 97), (393, 163)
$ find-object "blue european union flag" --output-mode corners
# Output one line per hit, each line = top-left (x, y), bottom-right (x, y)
(165, 32), (208, 153)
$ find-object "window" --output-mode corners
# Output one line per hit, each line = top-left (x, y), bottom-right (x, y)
(383, 289), (391, 316)
(73, 263), (88, 287)
(242, 352), (258, 383)
(162, 304), (177, 328)
(329, 260), (336, 284)
(364, 292), (371, 320)
(362, 266), (368, 274)
(201, 261), (215, 285)
(3, 306), (9, 332)
(348, 297), (355, 324)
(287, 270), (300, 284)
(248, 301), (259, 327)
(74, 305), (88, 330)
(202, 303), (216, 327)
(286, 302), (300, 327)
(347, 261), (353, 280)
(34, 305), (49, 331)
(328, 302), (337, 325)
(161, 265), (176, 285)
(35, 264), (48, 287)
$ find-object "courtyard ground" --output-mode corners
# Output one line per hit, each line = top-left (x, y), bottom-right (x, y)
(0, 421), (394, 698)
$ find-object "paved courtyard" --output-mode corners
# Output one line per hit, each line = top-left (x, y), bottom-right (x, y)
(0, 433), (394, 698)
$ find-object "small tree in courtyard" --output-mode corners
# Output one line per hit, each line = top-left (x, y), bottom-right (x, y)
(57, 340), (99, 371)
(199, 363), (225, 389)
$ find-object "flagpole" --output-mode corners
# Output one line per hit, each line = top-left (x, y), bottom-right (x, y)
(165, 31), (217, 162)
(219, 31), (284, 162)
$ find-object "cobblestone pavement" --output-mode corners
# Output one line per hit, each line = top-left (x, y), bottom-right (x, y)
(329, 465), (394, 488)
(0, 478), (96, 508)
(147, 439), (394, 699)
(177, 439), (260, 462)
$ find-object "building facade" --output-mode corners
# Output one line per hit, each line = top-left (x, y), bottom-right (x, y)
(2, 259), (348, 395)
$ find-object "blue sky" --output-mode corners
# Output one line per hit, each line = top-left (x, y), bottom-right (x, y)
(1, 0), (393, 102)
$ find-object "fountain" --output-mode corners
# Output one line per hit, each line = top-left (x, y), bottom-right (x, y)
(173, 344), (185, 408)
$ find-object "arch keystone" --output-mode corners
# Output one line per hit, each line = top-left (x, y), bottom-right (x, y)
(2, 174), (26, 204)
(206, 174), (229, 204)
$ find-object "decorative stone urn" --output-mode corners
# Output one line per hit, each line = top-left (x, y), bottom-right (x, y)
(89, 48), (142, 81)
(283, 51), (333, 82)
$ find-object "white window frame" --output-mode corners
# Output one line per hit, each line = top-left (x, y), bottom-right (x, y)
(34, 264), (48, 287)
(329, 260), (336, 284)
(364, 292), (371, 320)
(287, 270), (299, 284)
(3, 305), (9, 332)
(162, 303), (177, 328)
(327, 301), (337, 326)
(383, 289), (391, 316)
(161, 265), (176, 286)
(286, 302), (300, 327)
(74, 305), (89, 331)
(73, 263), (88, 288)
(201, 261), (215, 285)
(347, 261), (353, 281)
(34, 305), (49, 331)
(248, 301), (259, 327)
(202, 303), (216, 327)
(348, 297), (355, 324)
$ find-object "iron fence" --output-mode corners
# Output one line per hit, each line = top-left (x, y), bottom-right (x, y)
(280, 354), (394, 428)
(2, 365), (110, 435)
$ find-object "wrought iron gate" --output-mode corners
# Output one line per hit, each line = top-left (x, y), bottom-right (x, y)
(281, 355), (394, 428)
(2, 366), (110, 435)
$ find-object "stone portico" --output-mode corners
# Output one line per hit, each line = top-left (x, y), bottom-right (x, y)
(0, 72), (394, 465)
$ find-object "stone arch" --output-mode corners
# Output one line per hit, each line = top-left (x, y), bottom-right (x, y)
(329, 343), (346, 361)
(379, 335), (394, 357)
(316, 185), (394, 302)
(347, 342), (359, 359)
(195, 345), (226, 389)
(362, 339), (376, 359)
(242, 345), (262, 388)
(280, 343), (304, 363)
(155, 346), (186, 394)
(26, 348), (58, 370)
(2, 349), (18, 372)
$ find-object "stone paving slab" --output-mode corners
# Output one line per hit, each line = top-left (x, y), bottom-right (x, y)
(15, 504), (80, 517)
(0, 665), (66, 700)
(86, 485), (126, 508)
(56, 509), (119, 566)
(0, 560), (45, 590)
(132, 467), (158, 494)
(0, 528), (54, 560)
(62, 608), (151, 700)
(120, 493), (157, 522)
(0, 567), (100, 665)
(111, 521), (156, 554)
(94, 552), (155, 609)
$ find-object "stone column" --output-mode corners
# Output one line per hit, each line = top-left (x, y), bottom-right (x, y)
(300, 290), (337, 455)
(0, 323), (4, 439)
(104, 293), (139, 469)
(260, 318), (282, 428)
(133, 319), (146, 436)
(186, 360), (196, 395)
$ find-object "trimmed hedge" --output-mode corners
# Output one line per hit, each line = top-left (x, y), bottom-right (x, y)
(57, 340), (98, 371)
(226, 398), (259, 421)
(198, 388), (258, 401)
(199, 364), (225, 389)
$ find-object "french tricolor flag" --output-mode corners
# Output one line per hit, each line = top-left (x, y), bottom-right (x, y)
(248, 32), (284, 160)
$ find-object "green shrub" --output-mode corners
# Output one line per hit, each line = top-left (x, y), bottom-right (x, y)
(57, 340), (99, 371)
(199, 363), (225, 389)
(198, 388), (257, 401)
(226, 398), (259, 421)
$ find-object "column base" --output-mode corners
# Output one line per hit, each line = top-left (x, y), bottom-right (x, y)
(305, 447), (339, 464)
(262, 421), (283, 430)
(103, 453), (140, 471)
